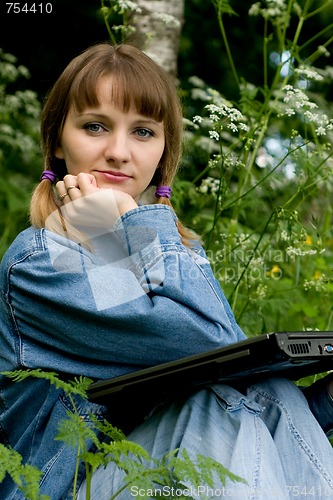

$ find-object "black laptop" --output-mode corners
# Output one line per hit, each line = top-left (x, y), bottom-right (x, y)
(88, 331), (333, 431)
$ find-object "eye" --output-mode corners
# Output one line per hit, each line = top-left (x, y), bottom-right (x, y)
(83, 122), (106, 134)
(134, 128), (154, 139)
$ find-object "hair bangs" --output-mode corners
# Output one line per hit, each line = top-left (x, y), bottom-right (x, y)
(69, 66), (103, 112)
(69, 59), (167, 123)
(110, 65), (167, 123)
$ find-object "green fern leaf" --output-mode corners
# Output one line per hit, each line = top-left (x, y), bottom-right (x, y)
(0, 444), (50, 500)
(2, 369), (93, 399)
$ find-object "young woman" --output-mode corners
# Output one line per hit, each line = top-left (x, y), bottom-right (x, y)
(0, 42), (333, 500)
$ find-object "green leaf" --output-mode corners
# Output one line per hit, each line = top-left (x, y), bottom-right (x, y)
(0, 444), (49, 500)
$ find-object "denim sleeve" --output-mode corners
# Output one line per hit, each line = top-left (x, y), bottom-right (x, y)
(1, 205), (246, 378)
(303, 374), (333, 438)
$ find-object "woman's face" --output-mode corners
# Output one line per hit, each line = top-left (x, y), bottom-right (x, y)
(55, 76), (165, 202)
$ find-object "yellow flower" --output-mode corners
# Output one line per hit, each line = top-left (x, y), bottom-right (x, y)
(267, 264), (282, 278)
(305, 235), (312, 245)
(314, 271), (322, 280)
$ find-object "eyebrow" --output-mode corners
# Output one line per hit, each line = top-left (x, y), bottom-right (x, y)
(76, 112), (163, 127)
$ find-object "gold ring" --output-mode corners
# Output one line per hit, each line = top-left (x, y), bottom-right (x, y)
(60, 193), (69, 200)
(67, 185), (77, 191)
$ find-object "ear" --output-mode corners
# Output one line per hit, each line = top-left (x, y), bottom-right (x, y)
(54, 145), (64, 159)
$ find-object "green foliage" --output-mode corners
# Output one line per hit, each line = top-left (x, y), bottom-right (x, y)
(0, 444), (49, 500)
(0, 48), (42, 258)
(99, 0), (141, 45)
(0, 370), (245, 499)
(173, 0), (333, 337)
(3, 369), (93, 399)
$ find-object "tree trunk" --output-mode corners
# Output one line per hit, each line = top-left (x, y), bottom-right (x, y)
(128, 0), (185, 76)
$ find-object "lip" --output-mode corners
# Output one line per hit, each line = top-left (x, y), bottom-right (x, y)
(97, 170), (132, 183)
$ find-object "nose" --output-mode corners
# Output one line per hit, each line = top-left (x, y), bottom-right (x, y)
(105, 130), (131, 165)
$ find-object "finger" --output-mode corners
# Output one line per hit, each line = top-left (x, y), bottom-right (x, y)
(63, 174), (78, 191)
(63, 174), (81, 200)
(76, 172), (99, 195)
(55, 180), (70, 203)
(63, 174), (78, 187)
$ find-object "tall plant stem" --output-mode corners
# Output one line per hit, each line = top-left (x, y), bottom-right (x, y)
(213, 1), (239, 89)
(68, 392), (83, 500)
(290, 0), (313, 52)
(221, 141), (311, 215)
(231, 114), (270, 222)
(326, 307), (333, 331)
(304, 33), (333, 65)
(229, 210), (276, 309)
(206, 142), (226, 247)
(263, 18), (269, 89)
(101, 0), (117, 45)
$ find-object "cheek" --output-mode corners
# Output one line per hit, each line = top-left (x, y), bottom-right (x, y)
(60, 140), (92, 169)
(151, 141), (165, 166)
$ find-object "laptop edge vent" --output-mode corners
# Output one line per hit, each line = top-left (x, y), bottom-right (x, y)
(288, 342), (310, 355)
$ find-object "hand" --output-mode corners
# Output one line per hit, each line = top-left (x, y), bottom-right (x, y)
(57, 173), (138, 215)
(55, 173), (138, 232)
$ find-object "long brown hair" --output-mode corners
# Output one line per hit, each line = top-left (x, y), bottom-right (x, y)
(30, 42), (196, 244)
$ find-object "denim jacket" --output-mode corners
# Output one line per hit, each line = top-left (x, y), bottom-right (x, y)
(0, 205), (331, 499)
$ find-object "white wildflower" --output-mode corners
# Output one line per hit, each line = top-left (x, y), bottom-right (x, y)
(188, 76), (206, 88)
(206, 104), (224, 115)
(249, 3), (261, 16)
(17, 65), (30, 79)
(251, 257), (265, 267)
(0, 123), (14, 135)
(255, 283), (268, 300)
(209, 130), (220, 141)
(152, 12), (181, 27)
(238, 233), (250, 246)
(316, 126), (327, 136)
(223, 153), (245, 169)
(270, 0), (286, 7)
(208, 155), (221, 169)
(285, 108), (296, 116)
(198, 177), (221, 195)
(192, 115), (203, 124)
(191, 88), (212, 102)
(227, 123), (238, 132)
(209, 113), (220, 123)
(198, 183), (208, 194)
(0, 62), (19, 82)
(249, 0), (287, 18)
(294, 65), (324, 82)
(280, 230), (289, 241)
(239, 123), (249, 131)
(204, 103), (248, 132)
(283, 86), (318, 109)
(117, 0), (142, 14)
(286, 246), (318, 257)
(5, 94), (21, 112)
(303, 274), (327, 292)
